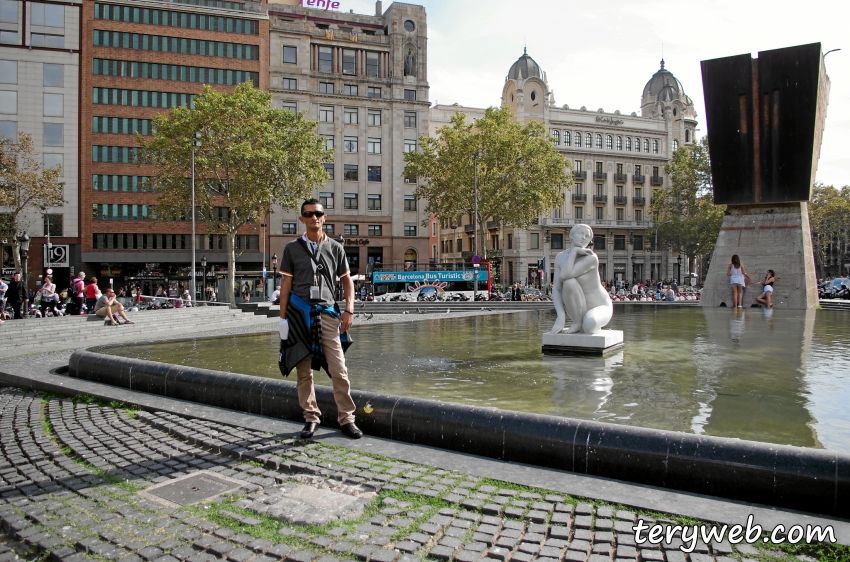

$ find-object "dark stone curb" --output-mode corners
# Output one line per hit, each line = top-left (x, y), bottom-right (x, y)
(67, 347), (850, 518)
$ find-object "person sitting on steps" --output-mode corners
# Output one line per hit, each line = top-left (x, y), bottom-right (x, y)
(94, 288), (135, 325)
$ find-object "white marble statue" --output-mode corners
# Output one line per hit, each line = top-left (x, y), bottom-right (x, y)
(547, 224), (613, 335)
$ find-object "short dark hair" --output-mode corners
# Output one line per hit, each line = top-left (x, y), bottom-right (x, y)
(300, 198), (322, 214)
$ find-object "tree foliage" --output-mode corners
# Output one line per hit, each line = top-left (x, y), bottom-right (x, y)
(0, 132), (65, 272)
(139, 83), (330, 302)
(809, 183), (850, 278)
(649, 137), (723, 262)
(403, 106), (571, 260)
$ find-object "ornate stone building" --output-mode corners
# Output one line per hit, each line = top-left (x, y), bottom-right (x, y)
(433, 51), (698, 288)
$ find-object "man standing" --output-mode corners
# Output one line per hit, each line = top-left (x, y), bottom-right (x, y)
(277, 198), (362, 440)
(7, 272), (27, 319)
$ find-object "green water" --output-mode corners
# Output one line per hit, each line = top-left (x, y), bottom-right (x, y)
(105, 307), (850, 451)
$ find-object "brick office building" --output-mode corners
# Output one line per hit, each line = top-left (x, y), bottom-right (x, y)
(79, 0), (269, 297)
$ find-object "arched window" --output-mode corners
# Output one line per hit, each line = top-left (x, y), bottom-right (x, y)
(616, 136), (623, 150)
(685, 130), (690, 142)
(672, 139), (679, 151)
(652, 139), (659, 153)
(564, 131), (571, 147)
(644, 139), (649, 153)
(606, 135), (613, 150)
(595, 134), (602, 149)
(575, 132), (582, 147)
(552, 130), (560, 145)
(585, 133), (592, 147)
(634, 137), (640, 152)
(625, 137), (632, 151)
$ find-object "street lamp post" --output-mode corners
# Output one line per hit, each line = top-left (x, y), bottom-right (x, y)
(17, 232), (30, 288)
(190, 132), (201, 304)
(201, 255), (207, 304)
(471, 150), (482, 300)
(677, 255), (682, 285)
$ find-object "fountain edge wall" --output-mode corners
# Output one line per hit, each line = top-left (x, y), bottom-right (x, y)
(69, 348), (850, 518)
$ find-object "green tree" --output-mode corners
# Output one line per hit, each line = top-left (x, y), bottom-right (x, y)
(403, 106), (571, 260)
(649, 137), (723, 266)
(139, 83), (330, 303)
(0, 132), (65, 273)
(809, 183), (850, 278)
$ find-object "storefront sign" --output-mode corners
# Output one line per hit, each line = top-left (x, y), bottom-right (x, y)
(43, 244), (69, 267)
(596, 116), (624, 126)
(2, 267), (16, 276)
(373, 270), (488, 283)
(300, 0), (341, 10)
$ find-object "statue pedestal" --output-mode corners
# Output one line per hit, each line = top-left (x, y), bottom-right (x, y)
(542, 330), (624, 357)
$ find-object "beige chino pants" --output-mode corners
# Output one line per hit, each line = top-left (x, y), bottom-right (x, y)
(295, 313), (356, 425)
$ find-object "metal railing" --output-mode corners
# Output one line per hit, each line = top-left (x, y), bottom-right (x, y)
(633, 174), (645, 184)
(614, 195), (628, 205)
(572, 170), (587, 179)
(593, 194), (608, 203)
(614, 173), (628, 183)
(633, 197), (646, 205)
(650, 176), (664, 185)
(572, 194), (587, 202)
(593, 171), (608, 180)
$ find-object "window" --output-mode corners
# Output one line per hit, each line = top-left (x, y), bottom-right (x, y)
(320, 191), (334, 209)
(322, 223), (335, 235)
(366, 52), (379, 77)
(0, 30), (18, 44)
(404, 195), (416, 211)
(43, 64), (63, 87)
(368, 109), (381, 126)
(344, 224), (359, 236)
(616, 208), (624, 221)
(635, 210), (643, 222)
(404, 89), (416, 101)
(318, 47), (332, 73)
(614, 235), (626, 250)
(342, 49), (356, 75)
(593, 234), (605, 249)
(367, 86), (381, 98)
(319, 82), (334, 94)
(551, 233), (564, 250)
(404, 172), (417, 184)
(367, 166), (381, 182)
(367, 137), (381, 154)
(343, 165), (358, 182)
(574, 160), (582, 173)
(343, 192), (358, 208)
(404, 19), (415, 32)
(616, 184), (624, 197)
(574, 206), (583, 220)
(281, 101), (297, 112)
(635, 187), (642, 198)
(634, 137), (640, 152)
(551, 130), (560, 144)
(94, 59), (258, 86)
(43, 153), (62, 172)
(368, 225), (382, 236)
(652, 139), (659, 153)
(575, 132), (582, 147)
(344, 107), (358, 124)
(616, 136), (622, 150)
(596, 183), (604, 196)
(0, 121), (16, 139)
(595, 206), (604, 220)
(282, 222), (297, 235)
(282, 78), (297, 90)
(672, 139), (679, 151)
(653, 166), (660, 177)
(367, 193), (381, 209)
(43, 123), (62, 146)
(575, 183), (583, 195)
(43, 214), (62, 237)
(625, 137), (632, 151)
(31, 34), (64, 48)
(322, 134), (334, 150)
(457, 239), (462, 252)
(31, 3), (64, 27)
(404, 139), (417, 153)
(635, 165), (641, 176)
(595, 134), (603, 149)
(323, 163), (334, 180)
(0, 61), (15, 84)
(583, 133), (590, 147)
(344, 136), (358, 152)
(606, 135), (612, 150)
(685, 130), (690, 142)
(404, 225), (416, 236)
(644, 139), (649, 153)
(319, 105), (333, 122)
(595, 161), (603, 174)
(283, 46), (297, 64)
(507, 233), (513, 249)
(530, 233), (539, 249)
(563, 130), (571, 147)
(404, 111), (416, 128)
(616, 163), (623, 175)
(0, 0), (17, 23)
(44, 94), (63, 116)
(344, 84), (358, 96)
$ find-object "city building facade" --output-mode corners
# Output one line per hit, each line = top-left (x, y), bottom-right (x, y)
(0, 0), (82, 290)
(79, 0), (269, 296)
(267, 0), (430, 275)
(433, 52), (697, 288)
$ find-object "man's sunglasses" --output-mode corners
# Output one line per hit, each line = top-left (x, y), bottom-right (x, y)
(302, 211), (325, 218)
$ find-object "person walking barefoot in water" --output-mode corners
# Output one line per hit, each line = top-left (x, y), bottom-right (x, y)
(727, 254), (746, 308)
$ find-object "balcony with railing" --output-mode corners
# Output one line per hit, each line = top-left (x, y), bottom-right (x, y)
(614, 195), (628, 205)
(614, 173), (627, 183)
(593, 171), (608, 180)
(464, 224), (474, 232)
(593, 194), (608, 203)
(633, 174), (645, 184)
(650, 175), (664, 186)
(572, 194), (587, 203)
(633, 197), (646, 206)
(572, 170), (587, 180)
(486, 221), (499, 230)
(541, 218), (649, 229)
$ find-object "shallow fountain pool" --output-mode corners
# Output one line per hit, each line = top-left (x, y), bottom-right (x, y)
(104, 307), (850, 451)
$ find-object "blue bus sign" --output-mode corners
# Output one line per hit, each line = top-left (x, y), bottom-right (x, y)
(373, 270), (489, 284)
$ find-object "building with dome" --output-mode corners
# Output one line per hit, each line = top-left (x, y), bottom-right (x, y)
(431, 51), (698, 288)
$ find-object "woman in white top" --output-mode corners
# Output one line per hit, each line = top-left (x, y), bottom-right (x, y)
(727, 254), (747, 308)
(40, 276), (57, 316)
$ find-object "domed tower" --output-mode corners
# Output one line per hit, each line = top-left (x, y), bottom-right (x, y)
(501, 48), (551, 122)
(640, 60), (698, 149)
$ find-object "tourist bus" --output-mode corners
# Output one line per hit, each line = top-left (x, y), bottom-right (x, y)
(368, 263), (490, 301)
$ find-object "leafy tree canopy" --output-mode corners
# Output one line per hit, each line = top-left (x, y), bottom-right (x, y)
(809, 183), (850, 278)
(403, 106), (571, 259)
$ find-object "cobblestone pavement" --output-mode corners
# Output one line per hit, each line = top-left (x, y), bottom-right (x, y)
(2, 389), (829, 562)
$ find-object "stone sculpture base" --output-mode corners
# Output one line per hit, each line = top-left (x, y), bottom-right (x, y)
(701, 203), (818, 310)
(542, 330), (624, 357)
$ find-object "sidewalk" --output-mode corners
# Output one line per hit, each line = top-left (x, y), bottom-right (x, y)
(1, 319), (848, 562)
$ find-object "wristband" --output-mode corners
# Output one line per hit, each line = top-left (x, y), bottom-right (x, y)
(342, 310), (354, 315)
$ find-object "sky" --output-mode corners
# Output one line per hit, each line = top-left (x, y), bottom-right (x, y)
(336, 0), (850, 187)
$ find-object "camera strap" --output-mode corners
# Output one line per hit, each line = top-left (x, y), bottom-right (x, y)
(299, 238), (334, 293)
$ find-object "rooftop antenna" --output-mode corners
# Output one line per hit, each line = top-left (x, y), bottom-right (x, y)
(524, 38), (527, 55)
